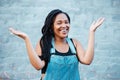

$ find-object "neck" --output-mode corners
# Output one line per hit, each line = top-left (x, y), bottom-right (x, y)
(54, 37), (67, 44)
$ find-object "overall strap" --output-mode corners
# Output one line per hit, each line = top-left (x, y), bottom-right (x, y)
(50, 38), (76, 54)
(50, 38), (55, 54)
(66, 38), (76, 54)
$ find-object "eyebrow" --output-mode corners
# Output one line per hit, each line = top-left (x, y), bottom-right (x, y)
(56, 19), (68, 22)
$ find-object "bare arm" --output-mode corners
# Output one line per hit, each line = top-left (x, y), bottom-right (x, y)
(9, 28), (45, 70)
(73, 18), (105, 65)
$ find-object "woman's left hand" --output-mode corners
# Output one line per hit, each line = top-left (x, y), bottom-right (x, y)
(90, 17), (105, 32)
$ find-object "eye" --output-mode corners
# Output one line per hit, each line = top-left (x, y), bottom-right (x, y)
(65, 21), (69, 24)
(57, 21), (62, 25)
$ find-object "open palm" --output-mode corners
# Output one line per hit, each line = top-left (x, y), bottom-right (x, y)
(9, 28), (28, 40)
(90, 17), (105, 32)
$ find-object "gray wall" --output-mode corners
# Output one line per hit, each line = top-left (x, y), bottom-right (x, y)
(0, 0), (120, 80)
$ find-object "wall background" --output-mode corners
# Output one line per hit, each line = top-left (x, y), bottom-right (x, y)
(0, 0), (120, 80)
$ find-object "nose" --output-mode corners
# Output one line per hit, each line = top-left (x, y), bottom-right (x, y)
(61, 23), (68, 28)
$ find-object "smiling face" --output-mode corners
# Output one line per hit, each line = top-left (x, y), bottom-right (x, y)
(53, 13), (70, 39)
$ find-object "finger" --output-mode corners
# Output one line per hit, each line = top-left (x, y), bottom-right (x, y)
(100, 18), (105, 22)
(9, 27), (16, 32)
(91, 21), (96, 25)
(99, 18), (105, 26)
(97, 19), (105, 28)
(9, 28), (14, 34)
(9, 27), (13, 31)
(98, 17), (105, 23)
(9, 27), (18, 35)
(96, 17), (102, 23)
(96, 18), (105, 26)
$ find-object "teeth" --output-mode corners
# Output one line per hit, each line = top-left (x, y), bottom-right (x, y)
(59, 27), (69, 32)
(61, 29), (67, 32)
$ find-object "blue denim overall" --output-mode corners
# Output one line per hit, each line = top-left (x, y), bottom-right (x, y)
(43, 38), (80, 80)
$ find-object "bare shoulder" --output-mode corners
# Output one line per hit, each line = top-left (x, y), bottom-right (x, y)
(35, 39), (42, 56)
(71, 38), (79, 44)
(71, 38), (82, 48)
(71, 38), (85, 55)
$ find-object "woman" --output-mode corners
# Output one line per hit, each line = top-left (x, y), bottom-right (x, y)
(9, 9), (104, 80)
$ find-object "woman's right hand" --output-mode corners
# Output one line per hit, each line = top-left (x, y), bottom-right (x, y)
(9, 28), (29, 40)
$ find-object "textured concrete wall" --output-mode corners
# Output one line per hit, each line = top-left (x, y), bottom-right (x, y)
(0, 0), (120, 80)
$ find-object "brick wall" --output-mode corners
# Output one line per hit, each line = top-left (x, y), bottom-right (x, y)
(0, 0), (120, 80)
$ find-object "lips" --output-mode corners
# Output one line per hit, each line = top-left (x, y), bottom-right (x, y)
(59, 28), (68, 33)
